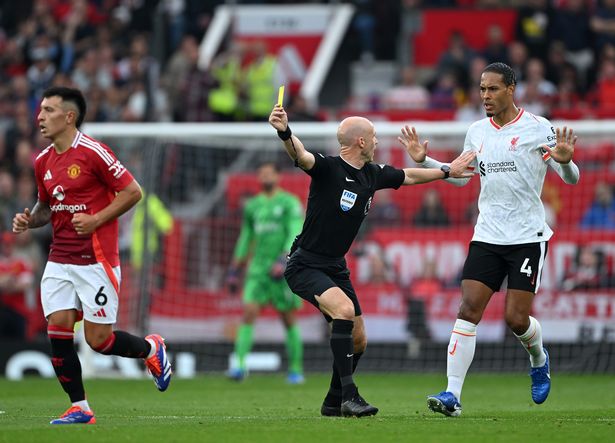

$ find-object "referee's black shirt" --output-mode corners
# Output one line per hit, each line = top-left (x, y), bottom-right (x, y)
(295, 154), (405, 258)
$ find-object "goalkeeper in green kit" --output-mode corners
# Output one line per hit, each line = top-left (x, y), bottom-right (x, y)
(226, 162), (305, 383)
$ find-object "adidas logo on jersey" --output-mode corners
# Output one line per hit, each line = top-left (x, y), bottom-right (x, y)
(44, 170), (53, 181)
(93, 308), (107, 318)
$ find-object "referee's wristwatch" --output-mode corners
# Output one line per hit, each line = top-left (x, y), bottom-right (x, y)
(440, 164), (450, 179)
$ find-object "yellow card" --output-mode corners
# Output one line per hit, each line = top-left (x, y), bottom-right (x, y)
(277, 85), (285, 106)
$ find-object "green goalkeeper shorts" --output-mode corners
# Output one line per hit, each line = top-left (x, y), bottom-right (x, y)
(243, 277), (302, 312)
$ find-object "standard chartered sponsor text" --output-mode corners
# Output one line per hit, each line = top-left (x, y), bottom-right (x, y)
(50, 203), (87, 213)
(486, 161), (517, 173)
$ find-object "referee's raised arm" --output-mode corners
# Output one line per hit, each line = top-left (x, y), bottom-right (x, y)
(269, 104), (315, 170)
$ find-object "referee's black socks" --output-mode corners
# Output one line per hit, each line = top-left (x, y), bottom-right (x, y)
(329, 319), (357, 401)
(326, 352), (363, 405)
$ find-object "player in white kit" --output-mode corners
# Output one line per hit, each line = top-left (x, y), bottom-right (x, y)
(398, 62), (580, 416)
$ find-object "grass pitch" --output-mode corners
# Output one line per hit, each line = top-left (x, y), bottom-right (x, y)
(1, 373), (613, 443)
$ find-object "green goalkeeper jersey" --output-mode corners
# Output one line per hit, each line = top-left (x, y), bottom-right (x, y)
(233, 190), (303, 278)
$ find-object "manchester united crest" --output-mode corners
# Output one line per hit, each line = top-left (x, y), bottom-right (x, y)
(67, 164), (81, 179)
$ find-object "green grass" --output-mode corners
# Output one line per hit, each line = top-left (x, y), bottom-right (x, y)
(1, 374), (614, 443)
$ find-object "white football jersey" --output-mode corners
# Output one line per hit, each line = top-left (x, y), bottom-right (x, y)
(463, 109), (558, 245)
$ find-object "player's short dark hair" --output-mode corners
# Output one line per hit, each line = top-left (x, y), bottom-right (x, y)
(258, 161), (279, 172)
(483, 62), (516, 87)
(42, 86), (87, 128)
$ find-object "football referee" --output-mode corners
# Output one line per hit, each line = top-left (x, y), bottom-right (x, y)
(268, 104), (475, 417)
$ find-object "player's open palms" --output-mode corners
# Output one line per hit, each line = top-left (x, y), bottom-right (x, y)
(549, 126), (577, 164)
(399, 125), (428, 163)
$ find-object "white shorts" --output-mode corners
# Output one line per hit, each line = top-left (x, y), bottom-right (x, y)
(41, 261), (121, 324)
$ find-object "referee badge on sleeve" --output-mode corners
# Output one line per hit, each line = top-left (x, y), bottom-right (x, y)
(340, 189), (357, 212)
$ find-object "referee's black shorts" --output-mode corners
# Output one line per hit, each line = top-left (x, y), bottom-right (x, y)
(461, 241), (549, 294)
(284, 248), (362, 322)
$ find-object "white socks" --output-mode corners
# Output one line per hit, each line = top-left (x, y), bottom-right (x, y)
(72, 399), (91, 412)
(446, 319), (477, 402)
(515, 316), (547, 368)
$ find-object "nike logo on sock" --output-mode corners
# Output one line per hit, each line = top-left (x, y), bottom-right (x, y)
(449, 340), (458, 356)
(346, 354), (354, 358)
(345, 177), (355, 182)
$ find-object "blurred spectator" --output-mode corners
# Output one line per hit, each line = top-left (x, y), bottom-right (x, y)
(0, 166), (17, 231)
(243, 41), (278, 121)
(545, 41), (581, 92)
(11, 228), (44, 280)
(162, 34), (202, 120)
(176, 43), (217, 122)
(409, 259), (444, 300)
(70, 48), (102, 93)
(468, 56), (488, 87)
(14, 138), (35, 173)
(517, 79), (550, 117)
(436, 31), (475, 91)
(590, 0), (615, 54)
(552, 75), (583, 111)
(286, 94), (321, 122)
(413, 188), (450, 227)
(482, 24), (508, 65)
(507, 40), (529, 83)
(352, 0), (376, 60)
(26, 36), (57, 101)
(115, 34), (162, 121)
(430, 71), (462, 110)
(594, 57), (615, 111)
(369, 188), (402, 226)
(580, 182), (615, 229)
(515, 0), (553, 60)
(100, 85), (126, 122)
(1, 38), (28, 79)
(122, 79), (170, 122)
(0, 231), (35, 340)
(515, 58), (557, 103)
(455, 86), (484, 122)
(208, 42), (244, 122)
(14, 170), (36, 211)
(383, 66), (429, 110)
(128, 190), (174, 270)
(365, 248), (396, 284)
(407, 259), (443, 343)
(561, 245), (611, 291)
(162, 0), (188, 54)
(58, 0), (99, 72)
(550, 0), (594, 89)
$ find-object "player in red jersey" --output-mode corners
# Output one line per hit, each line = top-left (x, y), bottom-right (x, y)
(12, 87), (172, 425)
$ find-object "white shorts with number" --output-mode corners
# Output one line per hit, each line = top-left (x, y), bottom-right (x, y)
(41, 261), (121, 324)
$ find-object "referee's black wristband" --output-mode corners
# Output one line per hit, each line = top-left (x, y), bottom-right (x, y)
(277, 125), (292, 141)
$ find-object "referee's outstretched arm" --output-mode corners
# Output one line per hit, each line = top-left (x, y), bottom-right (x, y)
(401, 150), (476, 185)
(269, 105), (315, 171)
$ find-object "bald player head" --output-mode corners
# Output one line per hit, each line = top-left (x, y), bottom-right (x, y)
(337, 116), (374, 147)
(337, 116), (378, 164)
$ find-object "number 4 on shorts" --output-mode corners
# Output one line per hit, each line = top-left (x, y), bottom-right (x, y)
(520, 258), (532, 276)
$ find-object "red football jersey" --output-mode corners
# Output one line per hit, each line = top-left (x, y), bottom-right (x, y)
(34, 131), (135, 267)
